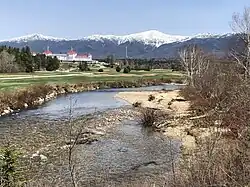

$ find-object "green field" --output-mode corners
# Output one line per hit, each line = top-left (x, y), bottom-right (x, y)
(0, 68), (183, 91)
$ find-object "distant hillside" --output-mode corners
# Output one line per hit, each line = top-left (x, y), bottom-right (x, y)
(0, 30), (237, 58)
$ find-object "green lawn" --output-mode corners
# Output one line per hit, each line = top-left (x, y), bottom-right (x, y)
(0, 69), (183, 92)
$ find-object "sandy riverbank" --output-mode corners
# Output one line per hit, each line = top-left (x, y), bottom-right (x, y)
(115, 90), (190, 116)
(115, 90), (219, 152)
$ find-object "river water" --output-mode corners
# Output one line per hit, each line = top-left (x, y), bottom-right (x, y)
(0, 84), (183, 185)
(1, 84), (182, 121)
(77, 120), (181, 185)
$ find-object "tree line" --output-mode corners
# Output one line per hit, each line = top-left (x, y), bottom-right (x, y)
(97, 55), (184, 71)
(0, 46), (60, 73)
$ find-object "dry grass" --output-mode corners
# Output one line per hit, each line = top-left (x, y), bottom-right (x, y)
(176, 62), (250, 187)
(0, 84), (54, 112)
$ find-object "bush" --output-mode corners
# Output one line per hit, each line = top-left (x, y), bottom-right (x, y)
(127, 66), (131, 72)
(176, 60), (250, 186)
(0, 145), (23, 186)
(132, 101), (141, 107)
(123, 67), (130, 73)
(168, 137), (250, 187)
(78, 62), (90, 71)
(145, 66), (151, 71)
(116, 66), (121, 72)
(140, 108), (158, 127)
(148, 94), (155, 101)
(98, 69), (104, 72)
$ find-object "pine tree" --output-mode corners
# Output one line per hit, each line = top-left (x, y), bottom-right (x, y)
(79, 62), (89, 71)
(45, 56), (60, 71)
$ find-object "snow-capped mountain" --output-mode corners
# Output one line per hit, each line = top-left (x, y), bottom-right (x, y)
(84, 30), (189, 47)
(1, 30), (232, 47)
(189, 33), (233, 39)
(0, 33), (68, 43)
(0, 30), (236, 58)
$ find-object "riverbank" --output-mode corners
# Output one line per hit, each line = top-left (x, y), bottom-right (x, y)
(0, 78), (183, 117)
(116, 89), (229, 154)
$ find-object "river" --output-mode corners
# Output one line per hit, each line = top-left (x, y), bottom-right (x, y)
(1, 84), (182, 121)
(0, 84), (182, 186)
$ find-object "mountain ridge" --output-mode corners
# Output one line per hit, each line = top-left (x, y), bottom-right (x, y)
(1, 30), (233, 47)
(0, 30), (236, 58)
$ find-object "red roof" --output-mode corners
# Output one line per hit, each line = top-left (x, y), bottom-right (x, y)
(67, 50), (77, 55)
(43, 50), (52, 55)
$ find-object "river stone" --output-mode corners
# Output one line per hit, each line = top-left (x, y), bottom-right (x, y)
(7, 107), (14, 113)
(59, 89), (66, 94)
(3, 109), (11, 115)
(40, 154), (48, 162)
(24, 103), (28, 108)
(33, 97), (45, 105)
(89, 129), (105, 135)
(117, 147), (128, 152)
(45, 92), (57, 101)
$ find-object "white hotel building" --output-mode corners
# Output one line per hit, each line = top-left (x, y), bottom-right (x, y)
(43, 47), (93, 62)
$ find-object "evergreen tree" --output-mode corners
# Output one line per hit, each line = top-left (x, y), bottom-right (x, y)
(123, 67), (130, 73)
(106, 55), (115, 67)
(78, 62), (89, 71)
(33, 55), (42, 71)
(116, 66), (121, 72)
(46, 56), (60, 71)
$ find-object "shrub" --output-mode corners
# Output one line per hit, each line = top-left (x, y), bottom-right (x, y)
(168, 137), (250, 187)
(116, 66), (121, 72)
(98, 69), (104, 72)
(148, 94), (155, 101)
(145, 66), (151, 71)
(0, 145), (23, 186)
(132, 101), (141, 107)
(78, 62), (90, 71)
(123, 67), (130, 73)
(140, 108), (158, 127)
(127, 66), (131, 72)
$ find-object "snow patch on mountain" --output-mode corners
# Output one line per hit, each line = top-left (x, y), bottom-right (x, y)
(84, 30), (188, 47)
(188, 33), (233, 40)
(0, 33), (68, 43)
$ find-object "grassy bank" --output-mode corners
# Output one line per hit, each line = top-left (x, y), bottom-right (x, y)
(0, 69), (183, 91)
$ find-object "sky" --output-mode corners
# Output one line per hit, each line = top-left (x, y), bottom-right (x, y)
(0, 0), (250, 40)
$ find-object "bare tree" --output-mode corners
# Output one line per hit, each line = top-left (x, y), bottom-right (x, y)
(179, 45), (209, 86)
(230, 6), (250, 79)
(0, 50), (19, 73)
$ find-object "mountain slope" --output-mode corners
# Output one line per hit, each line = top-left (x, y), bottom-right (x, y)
(0, 30), (235, 58)
(0, 33), (68, 43)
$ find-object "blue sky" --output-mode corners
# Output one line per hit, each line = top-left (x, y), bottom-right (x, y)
(1, 0), (249, 40)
